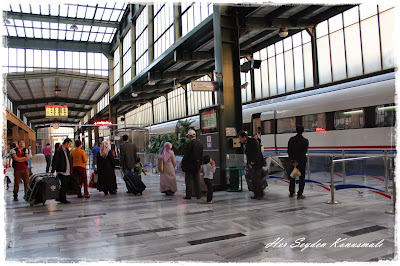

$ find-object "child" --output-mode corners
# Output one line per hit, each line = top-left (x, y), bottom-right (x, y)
(202, 155), (216, 204)
(136, 157), (146, 179)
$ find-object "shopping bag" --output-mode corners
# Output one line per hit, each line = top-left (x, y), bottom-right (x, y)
(290, 167), (301, 178)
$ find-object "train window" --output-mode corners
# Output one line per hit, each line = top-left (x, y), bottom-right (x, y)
(334, 108), (364, 129)
(262, 120), (273, 134)
(376, 104), (396, 127)
(302, 113), (327, 132)
(277, 117), (296, 133)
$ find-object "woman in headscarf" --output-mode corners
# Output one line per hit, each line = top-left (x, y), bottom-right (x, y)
(97, 140), (117, 195)
(159, 142), (177, 195)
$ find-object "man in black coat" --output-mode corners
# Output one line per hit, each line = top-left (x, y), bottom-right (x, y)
(50, 138), (72, 204)
(181, 129), (203, 200)
(287, 125), (309, 199)
(238, 131), (264, 200)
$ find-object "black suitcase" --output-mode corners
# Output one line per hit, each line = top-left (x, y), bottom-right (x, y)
(245, 167), (268, 192)
(123, 172), (146, 195)
(24, 173), (60, 206)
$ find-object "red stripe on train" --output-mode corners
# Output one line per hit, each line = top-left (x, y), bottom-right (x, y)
(263, 146), (396, 150)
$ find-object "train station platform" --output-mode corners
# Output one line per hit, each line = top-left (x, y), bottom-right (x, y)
(3, 157), (396, 263)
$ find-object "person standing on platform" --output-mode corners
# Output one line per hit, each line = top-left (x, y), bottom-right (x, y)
(43, 143), (52, 173)
(202, 155), (216, 204)
(8, 143), (16, 168)
(159, 142), (177, 196)
(181, 129), (203, 200)
(71, 140), (89, 198)
(91, 143), (100, 171)
(11, 139), (30, 201)
(256, 127), (262, 145)
(50, 138), (73, 204)
(27, 144), (33, 170)
(288, 125), (309, 199)
(97, 140), (117, 195)
(120, 135), (137, 192)
(238, 131), (264, 200)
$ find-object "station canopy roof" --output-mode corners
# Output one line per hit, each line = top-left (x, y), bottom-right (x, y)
(3, 2), (354, 126)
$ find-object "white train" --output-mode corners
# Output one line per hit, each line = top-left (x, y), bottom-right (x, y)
(147, 72), (396, 155)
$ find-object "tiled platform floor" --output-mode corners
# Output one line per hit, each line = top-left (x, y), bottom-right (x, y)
(2, 156), (396, 263)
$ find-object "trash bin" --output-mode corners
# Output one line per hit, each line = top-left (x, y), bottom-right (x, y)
(226, 167), (243, 192)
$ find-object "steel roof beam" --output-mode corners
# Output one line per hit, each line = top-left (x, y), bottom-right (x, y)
(13, 97), (96, 106)
(27, 114), (85, 121)
(245, 18), (315, 30)
(6, 71), (108, 83)
(5, 11), (119, 28)
(7, 37), (111, 55)
(148, 69), (214, 82)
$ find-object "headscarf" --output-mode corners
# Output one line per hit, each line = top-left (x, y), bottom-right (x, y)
(100, 140), (110, 158)
(161, 142), (173, 162)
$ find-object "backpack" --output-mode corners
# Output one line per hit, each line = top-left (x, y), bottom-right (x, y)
(12, 148), (28, 168)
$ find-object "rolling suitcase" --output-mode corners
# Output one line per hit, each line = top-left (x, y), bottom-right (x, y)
(123, 171), (146, 195)
(24, 173), (60, 206)
(245, 167), (268, 192)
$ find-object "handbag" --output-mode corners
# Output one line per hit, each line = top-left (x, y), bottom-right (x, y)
(157, 157), (164, 173)
(290, 167), (301, 178)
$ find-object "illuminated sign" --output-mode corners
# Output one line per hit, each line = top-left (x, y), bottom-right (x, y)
(201, 110), (217, 130)
(45, 105), (68, 118)
(94, 121), (113, 126)
(315, 127), (327, 133)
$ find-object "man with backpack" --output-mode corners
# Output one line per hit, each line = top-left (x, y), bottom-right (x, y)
(11, 139), (30, 201)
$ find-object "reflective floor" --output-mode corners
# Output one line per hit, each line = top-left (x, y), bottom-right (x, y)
(3, 155), (396, 263)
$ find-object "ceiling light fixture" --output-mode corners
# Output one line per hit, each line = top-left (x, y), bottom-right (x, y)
(278, 28), (289, 38)
(55, 87), (61, 95)
(70, 24), (78, 31)
(131, 92), (138, 97)
(4, 18), (11, 25)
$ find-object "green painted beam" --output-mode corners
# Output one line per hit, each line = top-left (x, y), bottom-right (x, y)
(5, 11), (119, 28)
(6, 37), (112, 55)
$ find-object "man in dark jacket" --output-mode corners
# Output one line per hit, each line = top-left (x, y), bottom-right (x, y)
(287, 125), (309, 199)
(238, 131), (264, 200)
(50, 138), (72, 204)
(120, 135), (138, 193)
(181, 129), (203, 199)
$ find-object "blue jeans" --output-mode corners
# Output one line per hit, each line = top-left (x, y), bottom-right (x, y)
(28, 158), (32, 168)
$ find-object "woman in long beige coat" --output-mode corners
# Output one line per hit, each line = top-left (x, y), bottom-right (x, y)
(159, 142), (177, 195)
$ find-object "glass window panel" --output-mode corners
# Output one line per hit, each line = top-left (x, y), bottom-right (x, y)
(42, 29), (50, 39)
(58, 30), (66, 40)
(277, 118), (296, 133)
(284, 50), (295, 93)
(81, 32), (89, 41)
(68, 5), (78, 17)
(376, 104), (396, 127)
(73, 31), (82, 41)
(41, 4), (49, 15)
(360, 16), (381, 74)
(7, 26), (17, 37)
(302, 30), (311, 43)
(276, 53), (285, 94)
(50, 5), (59, 16)
(58, 51), (65, 69)
(88, 32), (97, 42)
(260, 48), (267, 60)
(262, 120), (272, 134)
(14, 19), (23, 27)
(95, 33), (104, 42)
(50, 29), (58, 39)
(102, 9), (113, 20)
(329, 13), (343, 33)
(292, 32), (302, 47)
(72, 52), (80, 69)
(275, 41), (283, 54)
(330, 30), (347, 81)
(293, 46), (304, 90)
(261, 60), (269, 98)
(94, 8), (105, 20)
(85, 7), (96, 19)
(32, 21), (41, 28)
(303, 113), (327, 132)
(343, 6), (359, 27)
(267, 45), (275, 58)
(254, 68), (262, 100)
(66, 30), (74, 40)
(359, 4), (377, 20)
(283, 37), (292, 51)
(17, 48), (25, 67)
(335, 109), (364, 129)
(42, 50), (49, 68)
(379, 4), (395, 12)
(16, 27), (25, 37)
(379, 9), (395, 69)
(65, 51), (73, 69)
(268, 57), (277, 96)
(50, 51), (57, 68)
(303, 43), (313, 88)
(34, 50), (41, 68)
(316, 20), (328, 38)
(8, 48), (17, 67)
(24, 20), (33, 27)
(317, 36), (332, 84)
